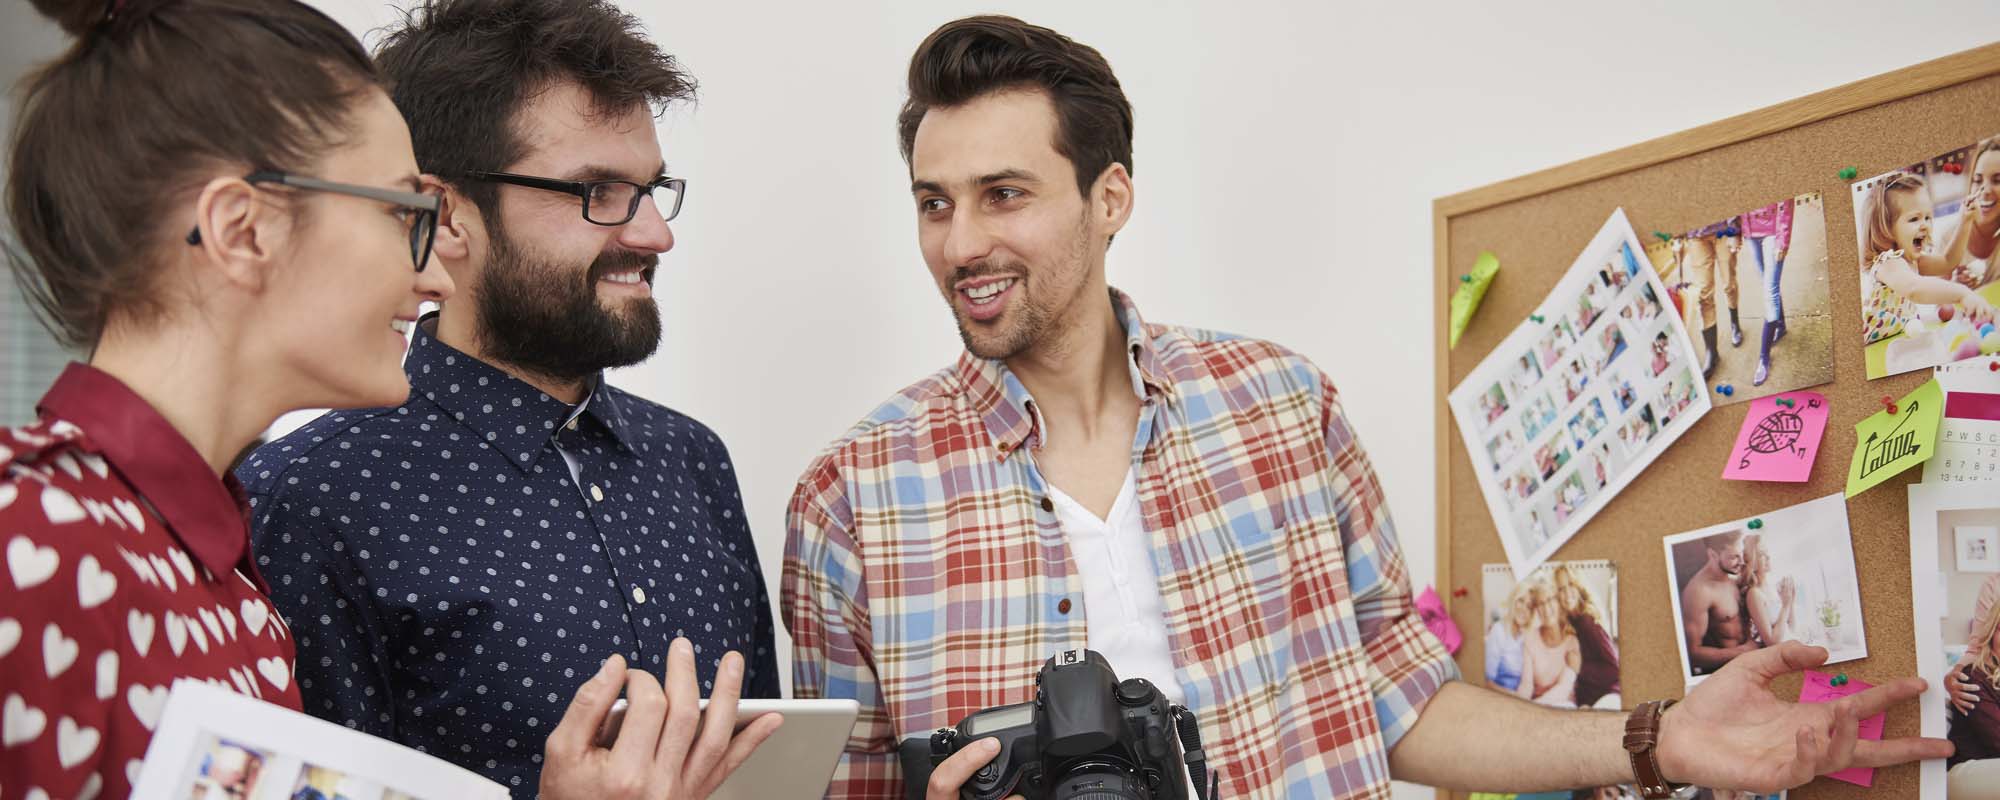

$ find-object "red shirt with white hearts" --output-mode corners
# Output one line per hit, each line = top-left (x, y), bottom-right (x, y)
(1, 364), (301, 800)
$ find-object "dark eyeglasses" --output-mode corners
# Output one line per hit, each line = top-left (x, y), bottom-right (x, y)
(185, 171), (443, 272)
(460, 172), (686, 226)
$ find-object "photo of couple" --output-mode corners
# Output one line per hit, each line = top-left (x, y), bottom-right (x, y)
(1482, 561), (1621, 710)
(1853, 136), (2000, 379)
(1908, 483), (2000, 800)
(1665, 494), (1868, 684)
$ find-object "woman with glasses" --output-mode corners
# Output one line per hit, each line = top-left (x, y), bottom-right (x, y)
(2, 2), (759, 798)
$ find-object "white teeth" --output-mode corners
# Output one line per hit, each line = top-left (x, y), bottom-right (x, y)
(390, 319), (413, 335)
(964, 279), (1014, 301)
(601, 271), (643, 285)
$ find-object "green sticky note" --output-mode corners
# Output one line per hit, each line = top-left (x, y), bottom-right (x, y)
(1449, 251), (1500, 349)
(1846, 379), (1944, 497)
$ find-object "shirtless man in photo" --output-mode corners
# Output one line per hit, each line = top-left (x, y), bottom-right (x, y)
(1682, 529), (1759, 673)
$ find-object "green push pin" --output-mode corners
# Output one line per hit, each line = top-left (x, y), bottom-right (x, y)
(1461, 274), (1473, 284)
(1529, 314), (1546, 324)
(1839, 166), (1859, 181)
(1832, 673), (1848, 687)
(1748, 518), (1763, 530)
(1653, 231), (1673, 243)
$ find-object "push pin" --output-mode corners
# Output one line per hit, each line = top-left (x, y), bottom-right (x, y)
(1529, 314), (1545, 324)
(1839, 166), (1859, 180)
(1461, 274), (1473, 284)
(1715, 384), (1734, 397)
(1945, 162), (1964, 175)
(1991, 361), (1999, 372)
(1748, 518), (1763, 530)
(1832, 673), (1849, 687)
(1883, 394), (1898, 415)
(1452, 587), (1469, 598)
(1653, 231), (1673, 243)
(1775, 398), (1795, 408)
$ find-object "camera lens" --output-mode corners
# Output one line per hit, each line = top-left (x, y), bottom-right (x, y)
(1047, 762), (1151, 800)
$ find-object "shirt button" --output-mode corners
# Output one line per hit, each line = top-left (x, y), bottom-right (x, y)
(1040, 497), (1055, 513)
(1057, 598), (1072, 614)
(566, 418), (579, 431)
(590, 485), (605, 502)
(632, 587), (647, 605)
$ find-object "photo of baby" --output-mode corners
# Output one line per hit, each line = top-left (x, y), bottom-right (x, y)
(1665, 494), (1867, 686)
(1655, 366), (1698, 428)
(1587, 325), (1628, 375)
(1483, 561), (1621, 712)
(1520, 391), (1561, 441)
(1475, 380), (1511, 429)
(1906, 483), (2000, 800)
(1500, 465), (1543, 511)
(1486, 427), (1525, 472)
(1560, 357), (1593, 404)
(1533, 441), (1572, 482)
(1512, 351), (1546, 395)
(1614, 404), (1661, 459)
(1536, 318), (1580, 370)
(1654, 193), (1837, 403)
(1549, 470), (1591, 525)
(1567, 398), (1609, 451)
(1853, 136), (2000, 379)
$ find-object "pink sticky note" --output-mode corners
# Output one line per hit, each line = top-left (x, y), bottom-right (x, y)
(1415, 586), (1462, 655)
(1799, 669), (1884, 787)
(1722, 392), (1831, 482)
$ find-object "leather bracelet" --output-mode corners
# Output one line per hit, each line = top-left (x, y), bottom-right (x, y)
(1623, 699), (1682, 800)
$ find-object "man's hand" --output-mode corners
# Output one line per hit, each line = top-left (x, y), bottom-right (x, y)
(924, 738), (1023, 800)
(1657, 642), (1952, 793)
(540, 639), (784, 800)
(1945, 661), (1979, 715)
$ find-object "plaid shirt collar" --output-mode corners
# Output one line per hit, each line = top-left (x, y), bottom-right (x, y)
(952, 288), (1176, 461)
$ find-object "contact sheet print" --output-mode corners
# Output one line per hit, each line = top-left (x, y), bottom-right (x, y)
(1450, 209), (1712, 580)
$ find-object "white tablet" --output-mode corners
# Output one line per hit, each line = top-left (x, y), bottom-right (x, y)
(597, 697), (860, 800)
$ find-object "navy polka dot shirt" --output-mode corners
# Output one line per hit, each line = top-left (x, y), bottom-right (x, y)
(239, 316), (779, 797)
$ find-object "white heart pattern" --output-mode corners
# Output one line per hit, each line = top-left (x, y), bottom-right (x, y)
(164, 613), (187, 656)
(217, 606), (237, 640)
(0, 482), (15, 511)
(77, 772), (104, 800)
(81, 498), (111, 527)
(80, 453), (109, 479)
(120, 548), (157, 586)
(257, 656), (291, 692)
(95, 650), (118, 700)
(186, 616), (208, 653)
(3, 692), (47, 747)
(77, 555), (116, 609)
(167, 548), (195, 585)
(39, 484), (85, 525)
(53, 453), (82, 481)
(56, 716), (100, 769)
(127, 610), (154, 657)
(7, 536), (59, 589)
(227, 668), (253, 697)
(241, 599), (269, 636)
(42, 623), (78, 679)
(197, 607), (222, 643)
(148, 555), (177, 592)
(0, 618), (19, 660)
(26, 789), (50, 800)
(126, 683), (167, 731)
(111, 497), (145, 534)
(127, 759), (144, 788)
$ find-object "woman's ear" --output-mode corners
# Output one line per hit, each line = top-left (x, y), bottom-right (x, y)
(192, 175), (277, 291)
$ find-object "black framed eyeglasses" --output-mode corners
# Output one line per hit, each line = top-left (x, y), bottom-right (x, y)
(460, 171), (686, 226)
(184, 171), (443, 272)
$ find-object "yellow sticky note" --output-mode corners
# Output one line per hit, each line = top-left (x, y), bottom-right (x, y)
(1845, 378), (1944, 497)
(1448, 251), (1500, 349)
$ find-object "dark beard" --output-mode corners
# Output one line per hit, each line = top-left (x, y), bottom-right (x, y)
(474, 227), (662, 382)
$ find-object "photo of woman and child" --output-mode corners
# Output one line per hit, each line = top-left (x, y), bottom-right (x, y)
(1483, 561), (1622, 711)
(1854, 136), (2000, 379)
(1911, 485), (2000, 799)
(1667, 494), (1867, 684)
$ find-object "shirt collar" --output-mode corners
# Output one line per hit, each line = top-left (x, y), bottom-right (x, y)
(953, 288), (1173, 460)
(37, 362), (261, 587)
(404, 313), (637, 473)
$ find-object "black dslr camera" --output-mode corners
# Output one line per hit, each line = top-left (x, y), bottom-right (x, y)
(899, 650), (1219, 800)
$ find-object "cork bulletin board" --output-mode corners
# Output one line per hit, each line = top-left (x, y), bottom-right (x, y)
(1433, 42), (2000, 800)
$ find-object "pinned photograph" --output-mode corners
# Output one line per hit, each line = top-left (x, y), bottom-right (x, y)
(1653, 192), (1837, 403)
(1851, 136), (2000, 379)
(1960, 525), (2000, 573)
(1664, 493), (1867, 685)
(1483, 561), (1621, 710)
(1906, 482), (2000, 800)
(1452, 210), (1709, 580)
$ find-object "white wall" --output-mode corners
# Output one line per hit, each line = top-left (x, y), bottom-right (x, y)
(6, 1), (1999, 794)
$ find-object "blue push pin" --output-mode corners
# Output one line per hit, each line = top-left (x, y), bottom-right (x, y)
(1715, 384), (1735, 397)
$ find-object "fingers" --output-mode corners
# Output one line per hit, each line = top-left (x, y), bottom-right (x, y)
(547, 654), (627, 761)
(612, 663), (669, 779)
(698, 712), (784, 798)
(927, 738), (1001, 800)
(656, 638), (702, 773)
(1847, 736), (1955, 769)
(1835, 676), (1926, 720)
(685, 650), (747, 785)
(1729, 641), (1830, 683)
(1820, 703), (1858, 775)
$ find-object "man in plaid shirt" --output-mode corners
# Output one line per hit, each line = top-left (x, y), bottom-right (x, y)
(782, 15), (1950, 800)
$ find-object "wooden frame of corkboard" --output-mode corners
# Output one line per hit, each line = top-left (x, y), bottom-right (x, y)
(1433, 42), (2000, 800)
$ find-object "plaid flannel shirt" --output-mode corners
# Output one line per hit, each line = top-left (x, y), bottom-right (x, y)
(782, 290), (1457, 799)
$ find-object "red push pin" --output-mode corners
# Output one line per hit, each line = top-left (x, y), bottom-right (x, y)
(1452, 587), (1469, 598)
(1882, 394), (1898, 415)
(1990, 361), (1999, 372)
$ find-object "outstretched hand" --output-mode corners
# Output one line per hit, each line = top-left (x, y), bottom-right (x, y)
(1656, 642), (1952, 793)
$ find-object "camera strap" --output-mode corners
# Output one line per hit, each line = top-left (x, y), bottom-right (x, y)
(1171, 705), (1221, 800)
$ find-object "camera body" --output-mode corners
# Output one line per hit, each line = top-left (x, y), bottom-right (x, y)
(904, 649), (1195, 800)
